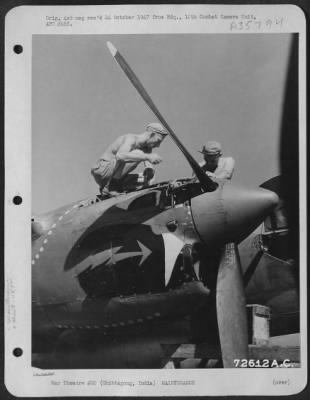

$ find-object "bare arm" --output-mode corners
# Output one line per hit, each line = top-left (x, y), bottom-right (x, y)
(214, 157), (235, 180)
(115, 137), (151, 163)
(116, 137), (162, 164)
(117, 148), (153, 162)
(143, 148), (154, 168)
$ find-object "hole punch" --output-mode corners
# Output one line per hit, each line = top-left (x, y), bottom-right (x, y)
(13, 45), (23, 54)
(13, 348), (23, 357)
(13, 195), (23, 205)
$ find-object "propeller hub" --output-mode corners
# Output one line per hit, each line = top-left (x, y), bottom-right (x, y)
(190, 181), (279, 245)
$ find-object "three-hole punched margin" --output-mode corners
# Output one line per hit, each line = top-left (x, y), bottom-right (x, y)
(13, 348), (23, 357)
(13, 196), (22, 205)
(13, 45), (23, 54)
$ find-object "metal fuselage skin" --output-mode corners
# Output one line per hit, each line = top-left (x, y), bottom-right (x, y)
(32, 179), (279, 364)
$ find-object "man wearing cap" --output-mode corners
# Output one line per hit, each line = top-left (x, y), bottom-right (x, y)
(198, 141), (235, 180)
(91, 122), (168, 196)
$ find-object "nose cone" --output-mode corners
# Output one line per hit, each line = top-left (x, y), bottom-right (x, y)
(191, 182), (279, 245)
(222, 183), (279, 242)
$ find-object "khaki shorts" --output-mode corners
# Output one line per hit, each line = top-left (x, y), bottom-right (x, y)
(91, 159), (117, 188)
(91, 159), (140, 190)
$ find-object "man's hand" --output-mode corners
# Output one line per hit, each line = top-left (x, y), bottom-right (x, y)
(148, 153), (162, 164)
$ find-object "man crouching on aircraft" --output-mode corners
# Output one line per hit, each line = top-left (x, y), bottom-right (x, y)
(91, 122), (168, 196)
(198, 141), (235, 180)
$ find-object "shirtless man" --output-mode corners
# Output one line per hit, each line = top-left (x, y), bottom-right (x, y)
(91, 122), (168, 195)
(198, 141), (235, 180)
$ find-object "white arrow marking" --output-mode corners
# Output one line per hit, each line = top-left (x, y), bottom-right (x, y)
(113, 240), (151, 266)
(82, 242), (152, 270)
(137, 240), (152, 266)
(90, 246), (121, 267)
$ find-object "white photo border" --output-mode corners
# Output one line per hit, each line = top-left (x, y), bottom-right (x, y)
(4, 4), (307, 397)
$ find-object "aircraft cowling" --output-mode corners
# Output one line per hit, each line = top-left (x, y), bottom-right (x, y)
(190, 181), (279, 246)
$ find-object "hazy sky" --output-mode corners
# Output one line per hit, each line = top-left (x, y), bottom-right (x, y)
(32, 34), (291, 214)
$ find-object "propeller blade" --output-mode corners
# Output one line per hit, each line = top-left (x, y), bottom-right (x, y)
(106, 41), (216, 192)
(216, 242), (248, 367)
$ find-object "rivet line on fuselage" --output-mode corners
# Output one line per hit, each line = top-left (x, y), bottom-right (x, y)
(31, 203), (79, 265)
(54, 313), (162, 331)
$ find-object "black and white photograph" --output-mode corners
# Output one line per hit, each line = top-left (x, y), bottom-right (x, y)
(4, 4), (307, 397)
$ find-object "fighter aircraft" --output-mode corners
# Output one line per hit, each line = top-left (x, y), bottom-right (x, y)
(31, 42), (292, 369)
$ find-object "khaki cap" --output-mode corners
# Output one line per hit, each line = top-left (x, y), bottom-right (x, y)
(146, 122), (168, 137)
(199, 141), (222, 156)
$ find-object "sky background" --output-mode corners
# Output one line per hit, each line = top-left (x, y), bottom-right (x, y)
(32, 34), (292, 214)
